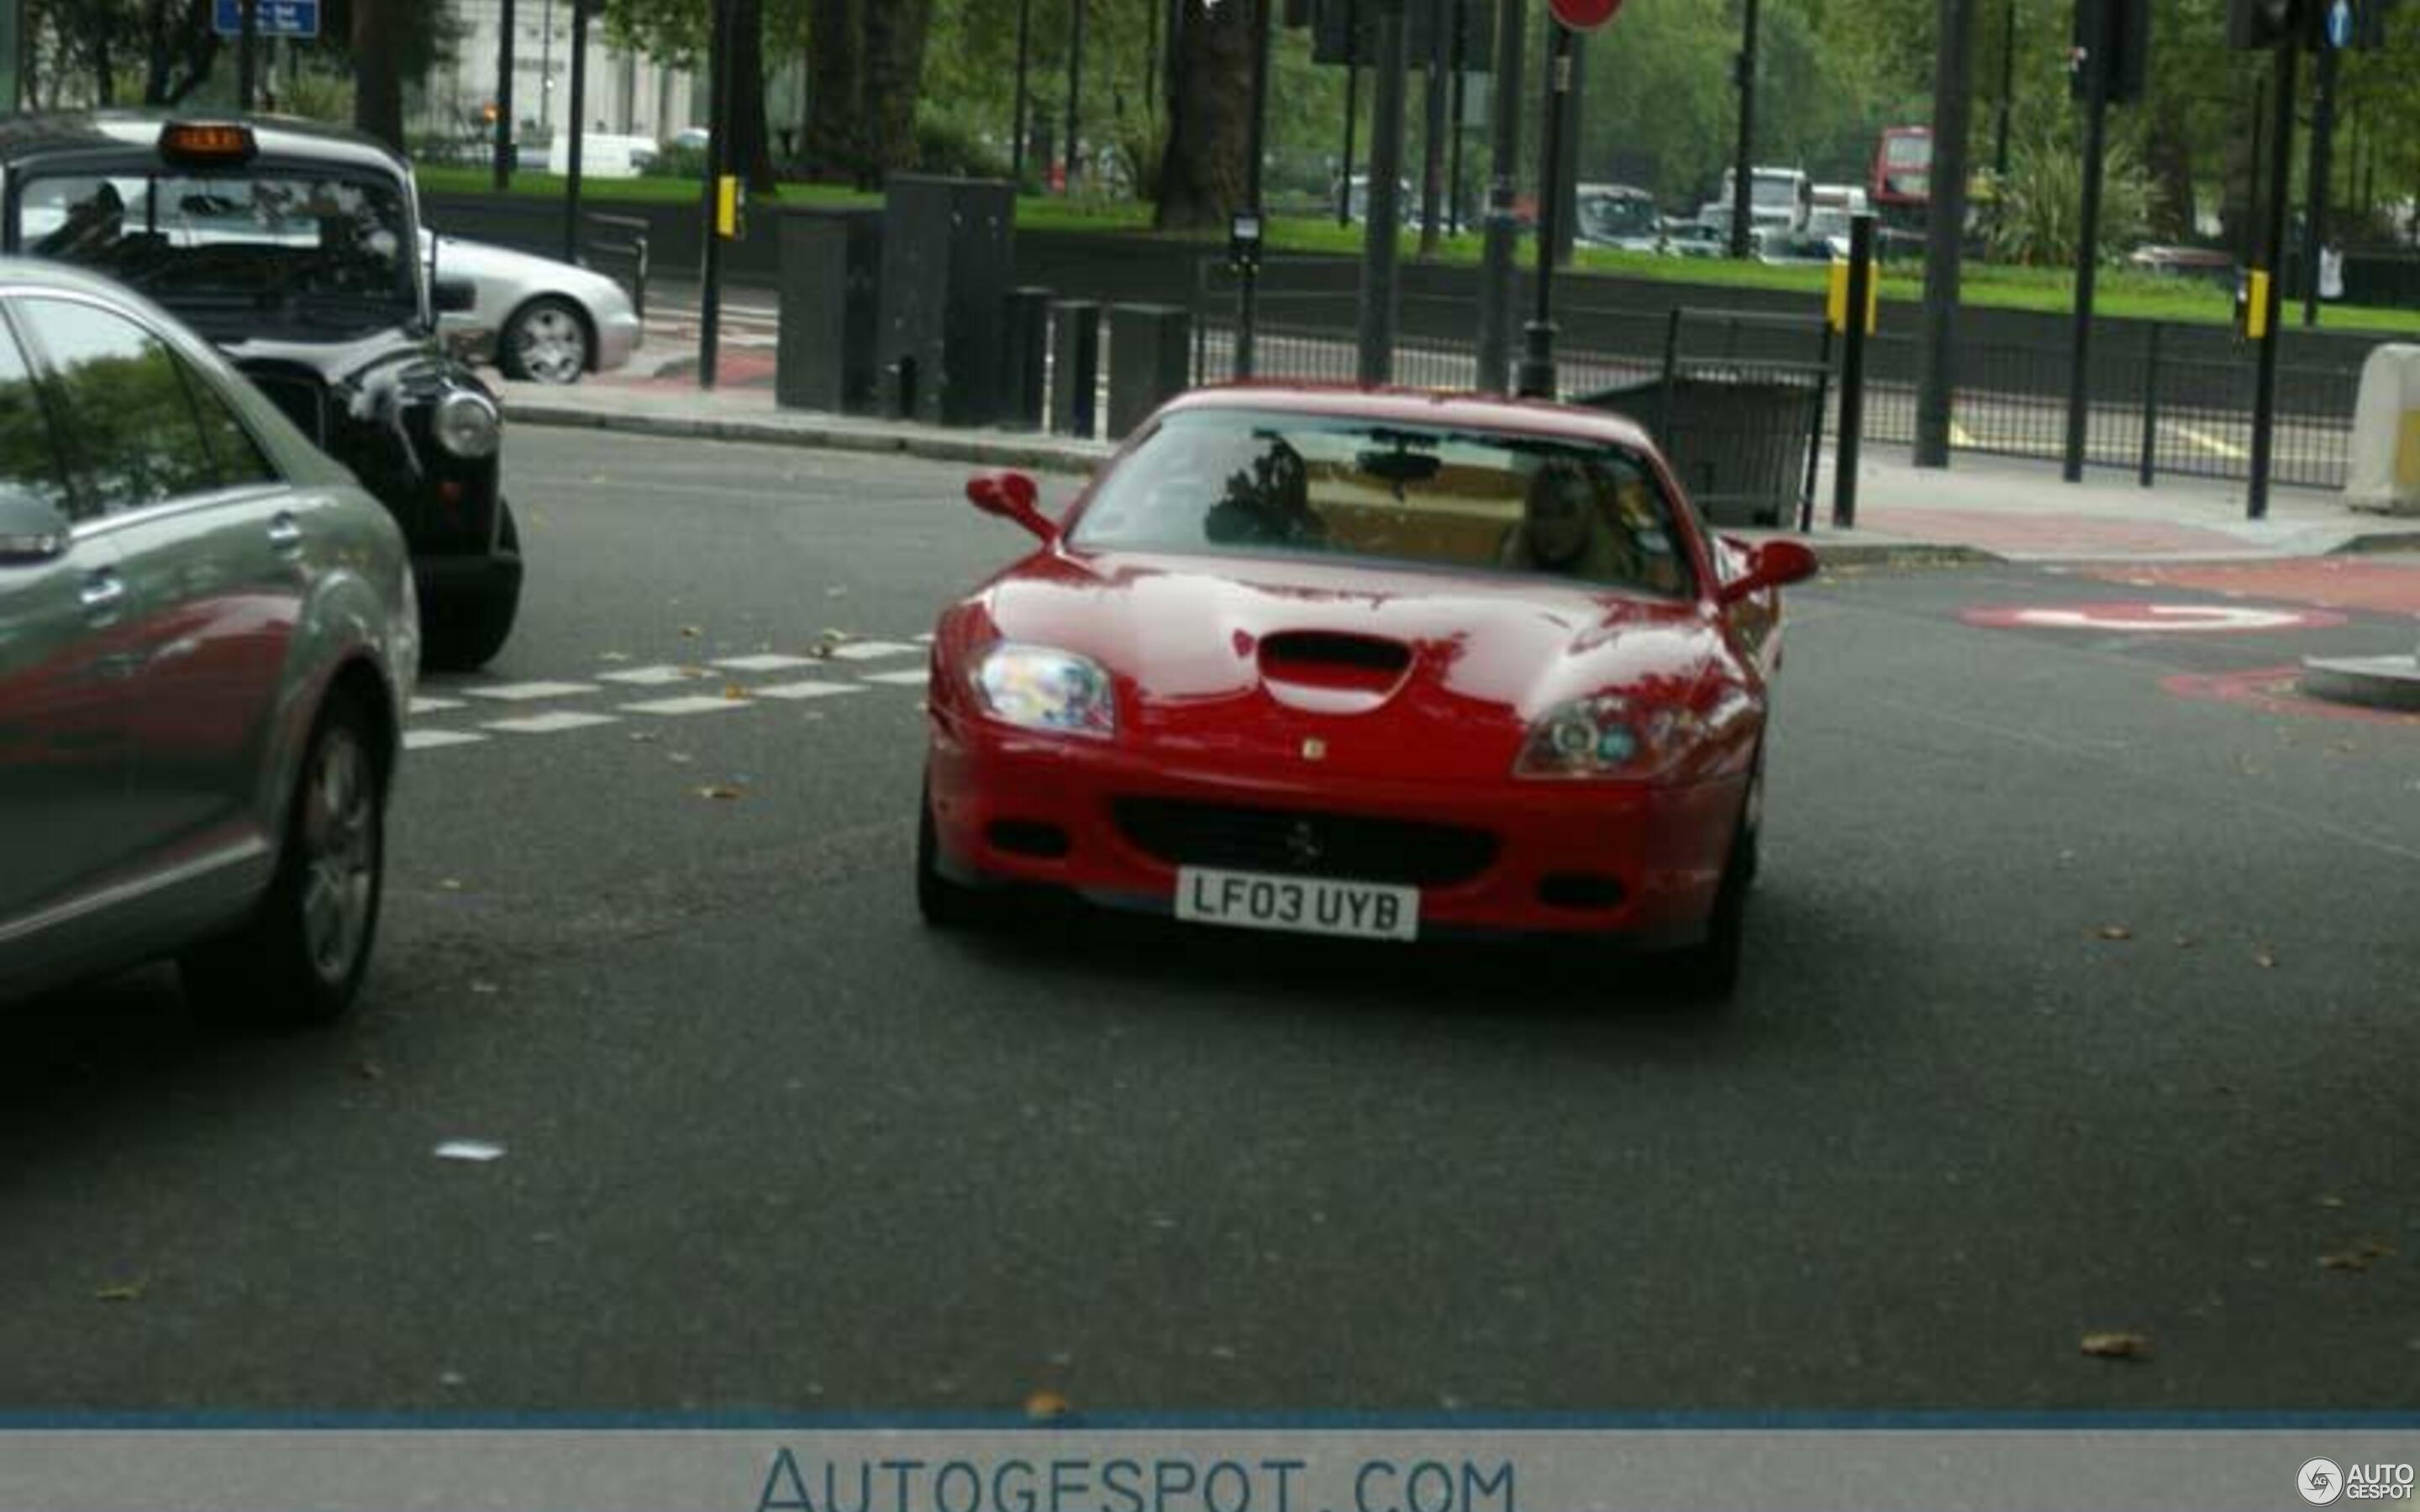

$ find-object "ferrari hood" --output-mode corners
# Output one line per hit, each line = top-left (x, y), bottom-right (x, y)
(971, 549), (1731, 780)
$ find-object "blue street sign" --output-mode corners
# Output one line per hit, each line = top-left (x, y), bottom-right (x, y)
(2325, 0), (2355, 47)
(212, 0), (321, 39)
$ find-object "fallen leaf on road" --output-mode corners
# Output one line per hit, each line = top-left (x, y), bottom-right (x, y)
(681, 665), (712, 679)
(470, 981), (499, 995)
(2080, 1331), (2154, 1360)
(667, 753), (694, 765)
(697, 785), (745, 801)
(95, 1281), (145, 1302)
(352, 1060), (384, 1082)
(437, 878), (463, 892)
(679, 625), (702, 638)
(825, 586), (849, 598)
(597, 651), (631, 663)
(2174, 933), (2195, 948)
(628, 732), (659, 743)
(722, 684), (749, 700)
(434, 1141), (505, 1163)
(2254, 948), (2279, 969)
(1023, 1390), (1071, 1422)
(2319, 1194), (2348, 1209)
(2097, 925), (2134, 942)
(2321, 1251), (2374, 1273)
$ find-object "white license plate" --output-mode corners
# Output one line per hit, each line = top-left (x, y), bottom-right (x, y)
(1174, 868), (1420, 942)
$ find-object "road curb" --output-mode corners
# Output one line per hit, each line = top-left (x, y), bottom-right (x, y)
(2328, 528), (2420, 557)
(502, 401), (1116, 477)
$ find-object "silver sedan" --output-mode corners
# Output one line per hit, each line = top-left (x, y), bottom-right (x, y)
(0, 259), (417, 1023)
(426, 229), (643, 385)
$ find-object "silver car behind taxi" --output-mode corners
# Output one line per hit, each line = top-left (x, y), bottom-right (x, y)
(0, 259), (417, 1023)
(426, 229), (643, 385)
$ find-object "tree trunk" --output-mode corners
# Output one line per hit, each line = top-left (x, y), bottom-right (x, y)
(728, 0), (779, 191)
(860, 0), (934, 186)
(352, 0), (407, 152)
(142, 0), (221, 106)
(805, 0), (860, 180)
(1153, 0), (1253, 231)
(2144, 90), (2194, 241)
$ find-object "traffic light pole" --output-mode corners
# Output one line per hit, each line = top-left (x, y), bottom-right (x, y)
(1472, 0), (1527, 392)
(2302, 40), (2339, 327)
(494, 0), (517, 191)
(1356, 0), (1410, 386)
(565, 0), (591, 265)
(2062, 13), (2111, 484)
(698, 0), (729, 392)
(2248, 32), (2297, 520)
(1728, 0), (1760, 260)
(1516, 24), (1574, 398)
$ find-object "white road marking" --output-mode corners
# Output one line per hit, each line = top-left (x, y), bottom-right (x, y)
(2165, 421), (2249, 460)
(859, 669), (929, 687)
(483, 711), (623, 734)
(410, 696), (466, 715)
(825, 640), (923, 662)
(714, 653), (823, 672)
(753, 680), (866, 701)
(460, 680), (601, 701)
(598, 664), (712, 685)
(913, 633), (935, 644)
(404, 729), (487, 751)
(621, 695), (752, 716)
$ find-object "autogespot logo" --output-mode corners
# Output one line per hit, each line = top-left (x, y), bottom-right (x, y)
(2304, 1461), (2345, 1506)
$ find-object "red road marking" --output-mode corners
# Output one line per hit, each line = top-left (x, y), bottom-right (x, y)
(2163, 665), (2420, 727)
(1963, 601), (2350, 633)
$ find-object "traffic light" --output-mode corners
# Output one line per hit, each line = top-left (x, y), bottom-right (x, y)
(2228, 0), (2300, 47)
(2073, 0), (2150, 103)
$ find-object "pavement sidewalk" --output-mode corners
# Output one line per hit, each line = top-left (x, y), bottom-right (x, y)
(496, 375), (2420, 568)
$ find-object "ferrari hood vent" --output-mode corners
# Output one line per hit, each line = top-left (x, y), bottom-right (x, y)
(1256, 631), (1413, 694)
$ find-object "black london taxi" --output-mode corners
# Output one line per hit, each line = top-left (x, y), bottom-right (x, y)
(0, 112), (522, 668)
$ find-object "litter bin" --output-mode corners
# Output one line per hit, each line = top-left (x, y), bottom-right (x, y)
(1577, 370), (1823, 528)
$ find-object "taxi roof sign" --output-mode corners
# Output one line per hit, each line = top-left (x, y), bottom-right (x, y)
(160, 122), (259, 163)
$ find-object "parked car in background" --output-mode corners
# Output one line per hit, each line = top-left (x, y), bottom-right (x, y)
(1342, 174), (1419, 226)
(545, 131), (657, 179)
(0, 257), (415, 1022)
(1663, 220), (1725, 258)
(1575, 183), (1663, 251)
(2128, 244), (2238, 286)
(3, 113), (525, 669)
(1717, 166), (1812, 234)
(425, 229), (642, 385)
(1753, 228), (1837, 265)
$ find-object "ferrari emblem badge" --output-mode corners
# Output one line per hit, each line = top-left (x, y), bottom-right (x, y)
(1301, 738), (1327, 761)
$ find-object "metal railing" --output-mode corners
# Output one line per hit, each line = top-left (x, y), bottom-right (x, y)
(584, 212), (650, 333)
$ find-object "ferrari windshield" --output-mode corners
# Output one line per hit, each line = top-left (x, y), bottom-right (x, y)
(1071, 409), (1699, 598)
(13, 169), (418, 337)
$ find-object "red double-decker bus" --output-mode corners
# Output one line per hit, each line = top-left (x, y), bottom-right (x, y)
(1871, 126), (1931, 228)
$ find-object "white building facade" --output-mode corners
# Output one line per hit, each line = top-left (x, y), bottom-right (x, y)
(419, 0), (699, 148)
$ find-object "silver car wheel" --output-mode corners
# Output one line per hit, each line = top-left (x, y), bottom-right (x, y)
(510, 300), (588, 384)
(298, 727), (378, 984)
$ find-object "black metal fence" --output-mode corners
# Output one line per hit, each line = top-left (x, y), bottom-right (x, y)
(1181, 257), (2362, 492)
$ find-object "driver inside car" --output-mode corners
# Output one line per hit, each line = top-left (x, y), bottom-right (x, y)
(1498, 459), (1670, 591)
(1204, 437), (1326, 549)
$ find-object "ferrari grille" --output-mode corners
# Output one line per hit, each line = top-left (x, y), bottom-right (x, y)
(1112, 798), (1497, 887)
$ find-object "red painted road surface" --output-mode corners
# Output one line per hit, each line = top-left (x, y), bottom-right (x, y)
(2163, 665), (2420, 727)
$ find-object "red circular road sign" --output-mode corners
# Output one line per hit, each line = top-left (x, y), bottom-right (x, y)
(1549, 0), (1623, 31)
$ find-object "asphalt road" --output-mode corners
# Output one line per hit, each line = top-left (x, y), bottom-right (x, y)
(3, 428), (2416, 1415)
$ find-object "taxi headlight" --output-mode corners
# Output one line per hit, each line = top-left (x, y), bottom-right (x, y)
(433, 390), (501, 459)
(1514, 695), (1702, 780)
(972, 643), (1117, 738)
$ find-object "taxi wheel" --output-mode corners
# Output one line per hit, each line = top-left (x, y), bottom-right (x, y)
(182, 691), (388, 1027)
(915, 779), (990, 929)
(420, 504), (523, 671)
(501, 297), (591, 384)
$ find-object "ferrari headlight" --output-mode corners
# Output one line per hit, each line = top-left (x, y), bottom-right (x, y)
(433, 389), (501, 459)
(973, 643), (1117, 738)
(1514, 695), (1702, 780)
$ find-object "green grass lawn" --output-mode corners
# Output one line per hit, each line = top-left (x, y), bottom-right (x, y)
(414, 165), (2420, 335)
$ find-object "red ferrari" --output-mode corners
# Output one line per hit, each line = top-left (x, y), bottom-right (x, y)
(916, 386), (1818, 993)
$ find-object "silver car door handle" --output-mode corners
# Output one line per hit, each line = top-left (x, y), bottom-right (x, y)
(79, 570), (126, 617)
(267, 512), (304, 554)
